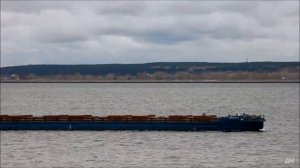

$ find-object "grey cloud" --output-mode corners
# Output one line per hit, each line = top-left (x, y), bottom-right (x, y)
(1, 1), (299, 66)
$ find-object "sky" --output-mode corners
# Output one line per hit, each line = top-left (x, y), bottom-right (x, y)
(1, 1), (299, 67)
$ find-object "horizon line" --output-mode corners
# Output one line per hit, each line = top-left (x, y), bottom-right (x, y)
(1, 61), (299, 68)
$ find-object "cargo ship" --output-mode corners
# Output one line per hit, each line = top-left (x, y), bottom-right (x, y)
(0, 113), (265, 131)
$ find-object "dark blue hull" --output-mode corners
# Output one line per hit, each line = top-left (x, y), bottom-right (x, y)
(0, 120), (264, 131)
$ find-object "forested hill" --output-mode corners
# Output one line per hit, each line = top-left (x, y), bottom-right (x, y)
(1, 62), (299, 77)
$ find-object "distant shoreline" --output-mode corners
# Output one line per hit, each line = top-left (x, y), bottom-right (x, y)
(1, 80), (299, 83)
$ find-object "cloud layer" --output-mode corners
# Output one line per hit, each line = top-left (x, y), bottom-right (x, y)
(1, 1), (299, 66)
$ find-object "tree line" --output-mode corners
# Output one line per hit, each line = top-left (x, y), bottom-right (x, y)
(5, 68), (298, 81)
(1, 62), (299, 81)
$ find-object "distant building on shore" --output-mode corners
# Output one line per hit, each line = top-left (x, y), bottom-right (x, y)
(10, 74), (20, 80)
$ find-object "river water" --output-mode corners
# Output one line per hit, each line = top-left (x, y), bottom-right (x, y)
(0, 83), (299, 168)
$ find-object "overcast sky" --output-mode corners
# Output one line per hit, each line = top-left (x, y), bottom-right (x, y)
(1, 1), (299, 67)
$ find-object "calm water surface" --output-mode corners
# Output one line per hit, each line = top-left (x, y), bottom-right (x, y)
(0, 83), (299, 168)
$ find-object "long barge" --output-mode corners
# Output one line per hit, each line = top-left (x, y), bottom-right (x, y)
(0, 114), (265, 131)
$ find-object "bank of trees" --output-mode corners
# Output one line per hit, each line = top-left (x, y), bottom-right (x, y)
(9, 68), (298, 81)
(2, 62), (299, 81)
